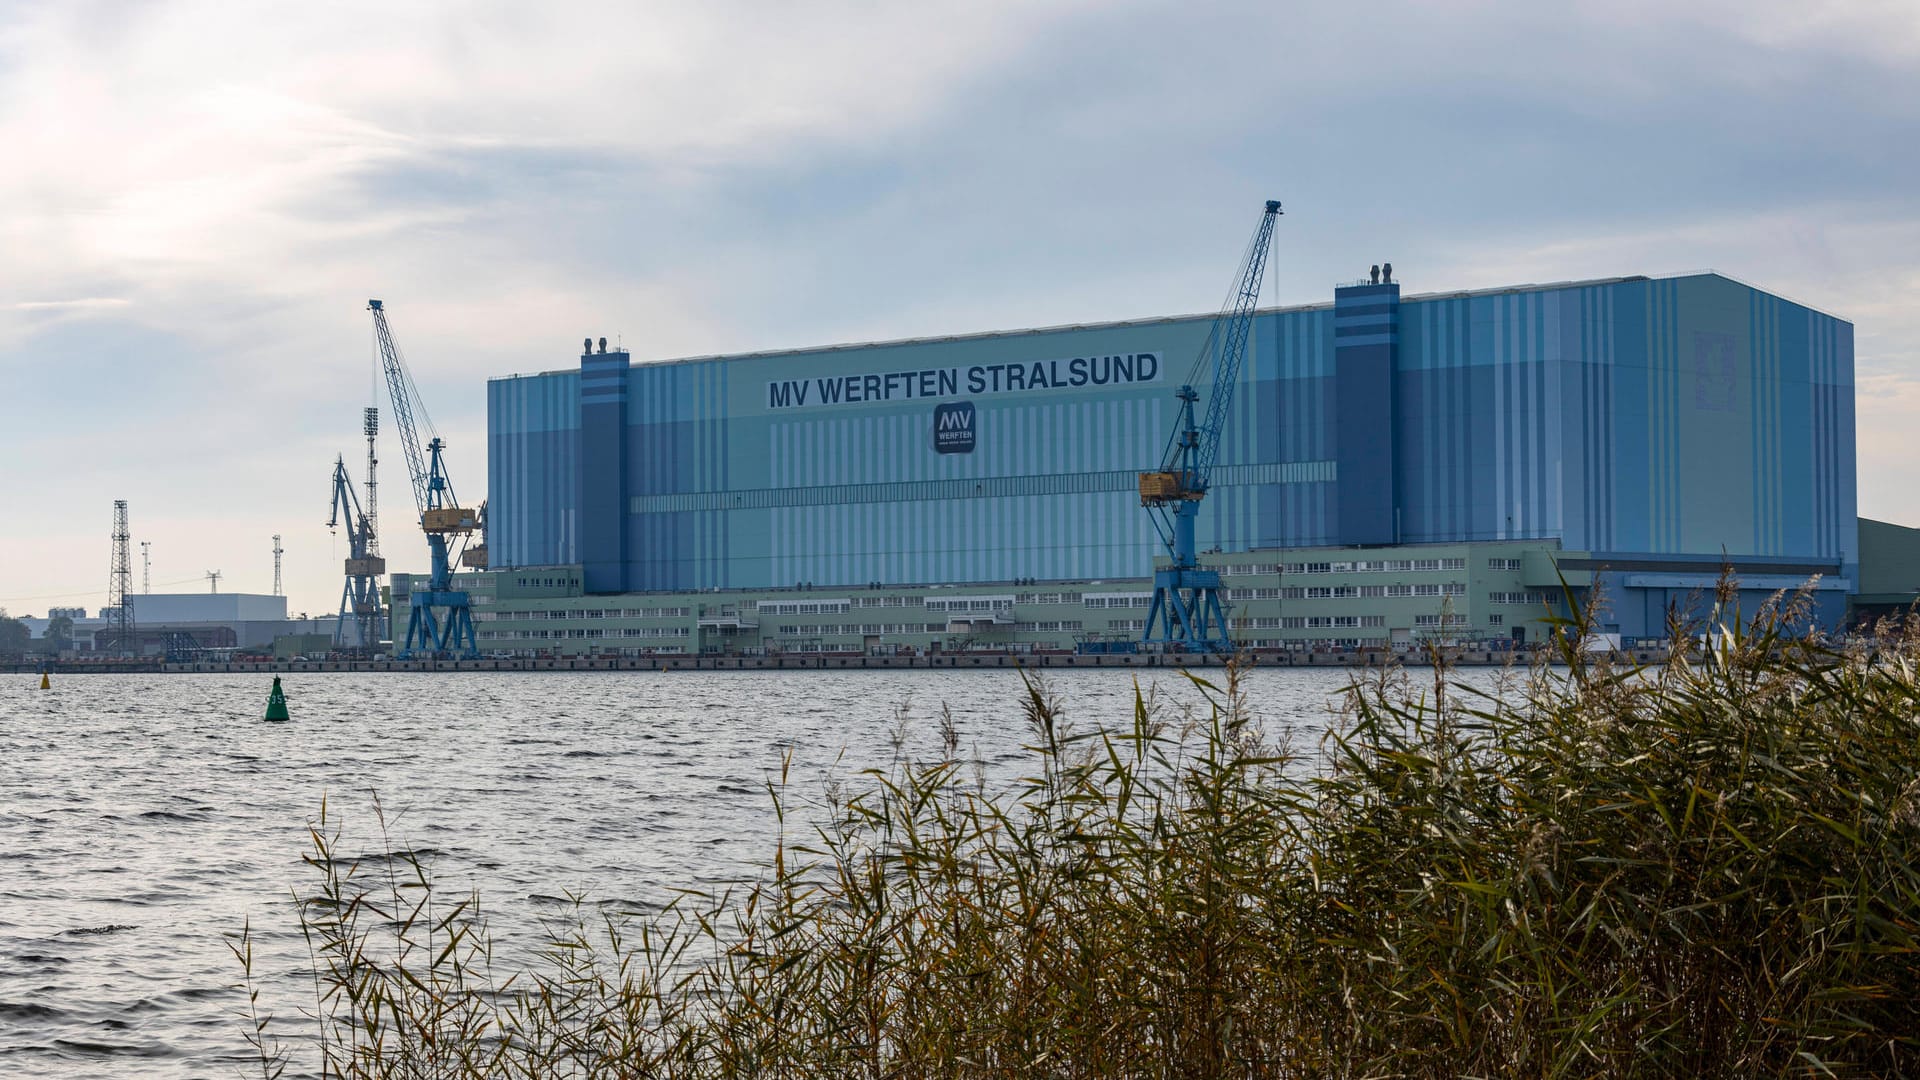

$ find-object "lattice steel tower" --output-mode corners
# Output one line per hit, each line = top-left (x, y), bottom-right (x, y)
(272, 535), (283, 596)
(364, 407), (380, 557)
(106, 500), (135, 656)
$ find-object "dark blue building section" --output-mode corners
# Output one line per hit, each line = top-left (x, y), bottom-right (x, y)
(579, 347), (630, 594)
(1334, 279), (1399, 544)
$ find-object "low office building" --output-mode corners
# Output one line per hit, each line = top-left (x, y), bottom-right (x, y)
(400, 539), (1610, 657)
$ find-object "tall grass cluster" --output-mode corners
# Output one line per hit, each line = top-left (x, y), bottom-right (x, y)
(240, 587), (1920, 1077)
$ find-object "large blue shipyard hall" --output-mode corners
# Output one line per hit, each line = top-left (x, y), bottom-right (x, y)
(484, 271), (1857, 639)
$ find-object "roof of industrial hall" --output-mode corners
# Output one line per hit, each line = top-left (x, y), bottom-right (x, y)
(498, 270), (1836, 381)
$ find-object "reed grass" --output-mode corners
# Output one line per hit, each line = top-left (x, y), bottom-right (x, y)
(240, 581), (1920, 1077)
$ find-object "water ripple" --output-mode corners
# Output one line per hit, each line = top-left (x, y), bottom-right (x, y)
(0, 666), (1391, 1078)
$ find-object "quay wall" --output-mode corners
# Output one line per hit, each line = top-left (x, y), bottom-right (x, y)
(8, 648), (1672, 676)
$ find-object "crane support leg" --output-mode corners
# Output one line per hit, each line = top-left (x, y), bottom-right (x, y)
(400, 532), (478, 658)
(1144, 568), (1231, 653)
(404, 590), (475, 656)
(1143, 499), (1232, 652)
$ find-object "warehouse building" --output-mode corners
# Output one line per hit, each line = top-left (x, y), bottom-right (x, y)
(20, 592), (296, 654)
(415, 269), (1859, 656)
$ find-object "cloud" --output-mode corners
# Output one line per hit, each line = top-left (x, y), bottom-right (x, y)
(10, 297), (128, 310)
(0, 0), (1917, 610)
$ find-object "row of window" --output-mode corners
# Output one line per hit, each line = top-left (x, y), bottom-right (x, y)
(1012, 592), (1085, 605)
(1012, 621), (1085, 633)
(1084, 594), (1155, 609)
(1491, 592), (1550, 605)
(1224, 613), (1517, 631)
(855, 596), (924, 608)
(1288, 558), (1468, 574)
(777, 623), (945, 635)
(507, 575), (580, 589)
(1262, 638), (1390, 649)
(476, 626), (693, 639)
(1305, 616), (1389, 629)
(1227, 583), (1468, 600)
(1223, 556), (1502, 576)
(925, 598), (1014, 613)
(1223, 615), (1395, 629)
(757, 600), (853, 616)
(479, 607), (691, 622)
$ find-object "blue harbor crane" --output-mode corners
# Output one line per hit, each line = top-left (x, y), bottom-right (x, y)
(1138, 199), (1282, 653)
(369, 298), (479, 659)
(327, 454), (385, 650)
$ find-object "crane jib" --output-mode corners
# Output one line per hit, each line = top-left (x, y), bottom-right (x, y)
(1139, 200), (1281, 654)
(366, 298), (479, 660)
(371, 304), (434, 517)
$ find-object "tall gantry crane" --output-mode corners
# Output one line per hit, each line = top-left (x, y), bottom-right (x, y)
(328, 454), (385, 649)
(369, 298), (479, 658)
(1138, 199), (1282, 653)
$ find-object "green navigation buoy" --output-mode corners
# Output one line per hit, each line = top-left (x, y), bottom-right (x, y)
(264, 676), (290, 722)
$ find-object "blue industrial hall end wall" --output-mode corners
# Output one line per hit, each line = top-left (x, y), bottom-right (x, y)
(486, 273), (1856, 596)
(487, 370), (580, 571)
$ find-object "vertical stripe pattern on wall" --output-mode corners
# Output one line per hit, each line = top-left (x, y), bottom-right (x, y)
(486, 273), (1856, 591)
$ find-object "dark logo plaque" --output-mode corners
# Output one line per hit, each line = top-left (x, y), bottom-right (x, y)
(933, 401), (976, 454)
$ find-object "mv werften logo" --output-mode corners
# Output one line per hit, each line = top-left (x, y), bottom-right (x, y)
(933, 401), (976, 454)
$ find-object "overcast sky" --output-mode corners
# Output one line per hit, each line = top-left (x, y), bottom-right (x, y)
(2, 0), (1916, 618)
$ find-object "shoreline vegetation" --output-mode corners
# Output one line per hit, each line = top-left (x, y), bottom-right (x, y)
(237, 580), (1920, 1078)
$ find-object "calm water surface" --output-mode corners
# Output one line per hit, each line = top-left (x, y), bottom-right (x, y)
(0, 667), (1440, 1078)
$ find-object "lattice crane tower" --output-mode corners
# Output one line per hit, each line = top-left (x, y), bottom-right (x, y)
(364, 406), (380, 556)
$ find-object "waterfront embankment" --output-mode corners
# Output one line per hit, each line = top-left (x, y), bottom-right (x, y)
(6, 646), (1670, 676)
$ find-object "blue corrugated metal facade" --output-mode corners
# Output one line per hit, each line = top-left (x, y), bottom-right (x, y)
(487, 272), (1856, 603)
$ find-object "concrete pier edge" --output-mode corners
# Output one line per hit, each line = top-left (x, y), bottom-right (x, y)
(8, 648), (1672, 675)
